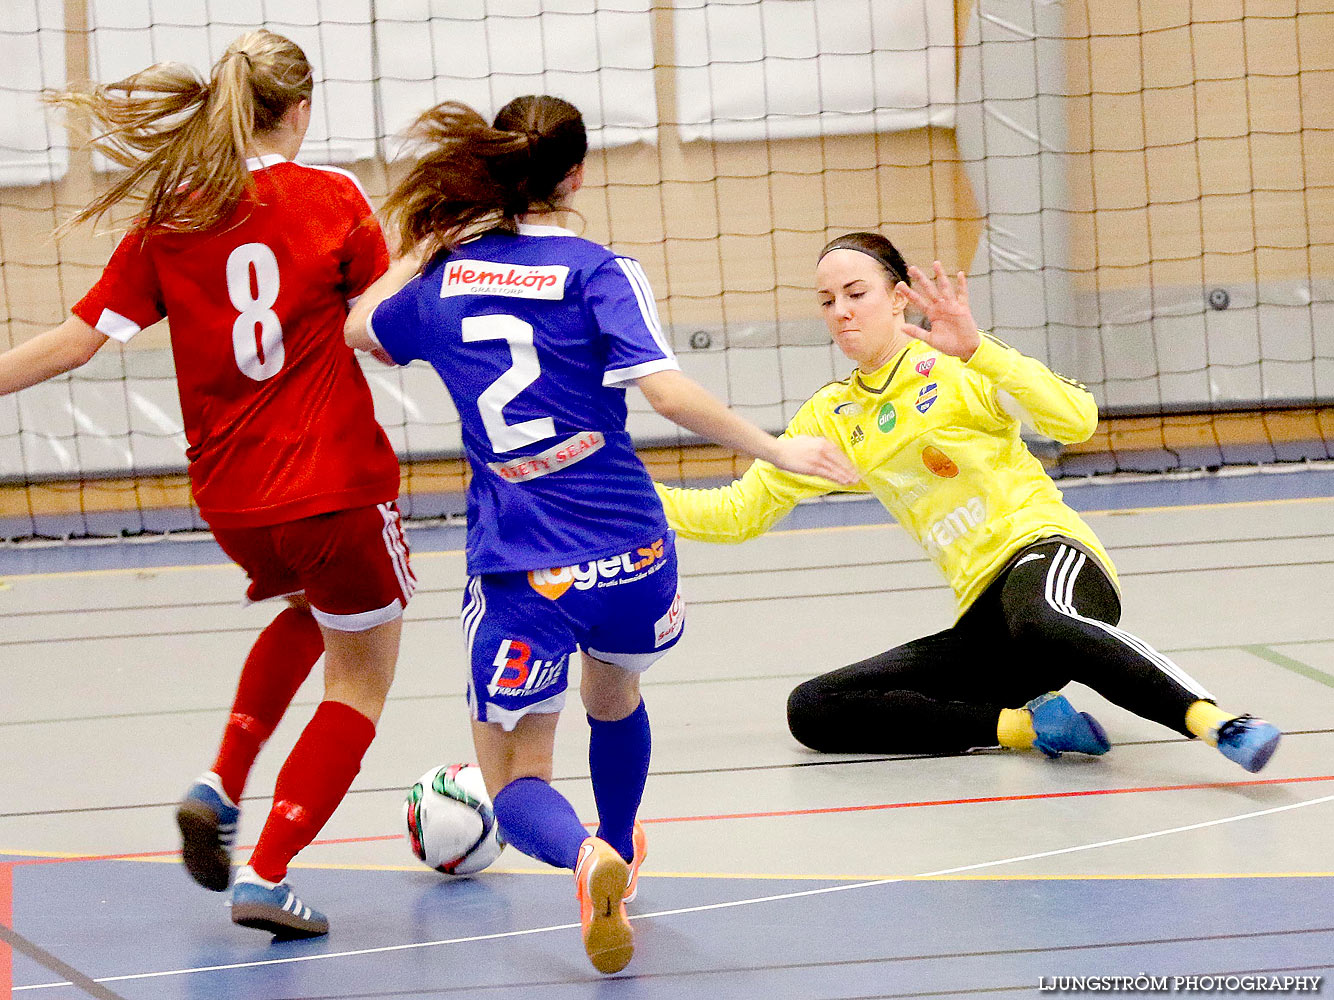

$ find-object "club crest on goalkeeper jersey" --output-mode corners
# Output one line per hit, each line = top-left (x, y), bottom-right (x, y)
(368, 224), (680, 575)
(72, 155), (400, 528)
(657, 334), (1116, 614)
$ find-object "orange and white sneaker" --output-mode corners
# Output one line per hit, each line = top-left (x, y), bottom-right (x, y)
(623, 822), (648, 903)
(575, 836), (633, 974)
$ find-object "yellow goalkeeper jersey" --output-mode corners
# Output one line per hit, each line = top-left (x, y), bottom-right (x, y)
(656, 334), (1116, 614)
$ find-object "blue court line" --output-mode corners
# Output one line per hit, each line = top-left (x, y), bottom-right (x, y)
(10, 792), (1334, 997)
(1062, 465), (1334, 510)
(0, 521), (466, 578)
(772, 465), (1334, 532)
(2, 466), (1332, 577)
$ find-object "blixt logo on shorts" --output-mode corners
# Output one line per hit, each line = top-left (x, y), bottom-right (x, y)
(488, 638), (564, 698)
(440, 260), (569, 300)
(528, 538), (667, 599)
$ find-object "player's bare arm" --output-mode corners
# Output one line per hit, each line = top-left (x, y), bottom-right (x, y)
(636, 369), (858, 486)
(0, 315), (109, 396)
(345, 247), (427, 357)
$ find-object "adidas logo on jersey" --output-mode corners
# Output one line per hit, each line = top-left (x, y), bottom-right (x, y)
(440, 260), (569, 300)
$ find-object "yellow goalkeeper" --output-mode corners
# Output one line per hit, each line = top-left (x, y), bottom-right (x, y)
(656, 231), (1280, 772)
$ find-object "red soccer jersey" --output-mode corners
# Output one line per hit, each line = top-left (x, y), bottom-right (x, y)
(73, 156), (400, 527)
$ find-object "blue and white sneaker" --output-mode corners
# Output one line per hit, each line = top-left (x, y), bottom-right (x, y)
(1028, 692), (1112, 759)
(1216, 715), (1281, 773)
(176, 772), (239, 892)
(230, 866), (329, 939)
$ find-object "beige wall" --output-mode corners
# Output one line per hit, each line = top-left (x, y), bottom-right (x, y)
(0, 2), (981, 353)
(3, 1), (1328, 352)
(1064, 0), (1334, 291)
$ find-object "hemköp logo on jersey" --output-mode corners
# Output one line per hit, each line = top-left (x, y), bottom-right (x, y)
(440, 260), (569, 300)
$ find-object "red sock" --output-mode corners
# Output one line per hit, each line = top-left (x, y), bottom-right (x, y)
(212, 607), (324, 803)
(247, 701), (376, 884)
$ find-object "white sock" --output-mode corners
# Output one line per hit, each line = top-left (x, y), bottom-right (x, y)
(234, 865), (281, 890)
(197, 771), (239, 810)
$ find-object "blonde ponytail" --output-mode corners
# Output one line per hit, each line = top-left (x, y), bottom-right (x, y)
(47, 30), (313, 234)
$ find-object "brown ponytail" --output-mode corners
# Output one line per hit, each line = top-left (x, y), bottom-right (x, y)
(383, 94), (588, 257)
(46, 29), (313, 234)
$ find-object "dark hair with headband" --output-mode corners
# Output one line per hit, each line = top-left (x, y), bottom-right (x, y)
(819, 232), (910, 288)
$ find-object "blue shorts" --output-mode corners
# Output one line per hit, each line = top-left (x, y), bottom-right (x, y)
(461, 532), (685, 731)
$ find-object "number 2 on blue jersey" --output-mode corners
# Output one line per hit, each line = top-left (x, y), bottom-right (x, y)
(461, 314), (555, 453)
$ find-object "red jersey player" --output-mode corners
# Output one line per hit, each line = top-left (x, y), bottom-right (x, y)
(0, 30), (411, 938)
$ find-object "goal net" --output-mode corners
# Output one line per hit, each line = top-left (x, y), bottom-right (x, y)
(0, 0), (1330, 539)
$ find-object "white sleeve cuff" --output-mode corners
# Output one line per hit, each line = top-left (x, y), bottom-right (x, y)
(94, 308), (142, 344)
(603, 357), (680, 387)
(363, 309), (387, 351)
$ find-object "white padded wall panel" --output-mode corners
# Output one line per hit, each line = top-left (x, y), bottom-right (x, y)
(87, 0), (378, 166)
(375, 0), (658, 154)
(674, 0), (955, 142)
(0, 0), (69, 187)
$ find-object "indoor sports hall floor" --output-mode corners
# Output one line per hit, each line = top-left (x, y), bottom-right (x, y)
(3, 466), (1333, 999)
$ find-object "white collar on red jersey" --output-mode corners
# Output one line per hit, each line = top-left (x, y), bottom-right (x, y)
(518, 223), (577, 238)
(245, 153), (287, 172)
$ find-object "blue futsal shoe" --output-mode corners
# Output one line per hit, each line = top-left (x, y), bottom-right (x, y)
(230, 867), (330, 939)
(1028, 692), (1112, 759)
(1215, 715), (1281, 773)
(176, 773), (239, 892)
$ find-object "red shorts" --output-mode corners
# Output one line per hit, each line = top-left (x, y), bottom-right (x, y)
(213, 502), (415, 632)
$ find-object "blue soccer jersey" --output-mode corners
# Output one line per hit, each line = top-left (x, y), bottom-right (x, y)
(369, 224), (679, 574)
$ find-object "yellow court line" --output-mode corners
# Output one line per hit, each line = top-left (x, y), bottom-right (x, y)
(6, 847), (1330, 883)
(2, 492), (1332, 582)
(0, 846), (93, 859)
(0, 561), (245, 583)
(0, 849), (183, 864)
(0, 546), (464, 583)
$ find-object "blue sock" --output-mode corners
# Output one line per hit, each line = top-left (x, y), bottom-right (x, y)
(589, 699), (651, 862)
(492, 777), (587, 871)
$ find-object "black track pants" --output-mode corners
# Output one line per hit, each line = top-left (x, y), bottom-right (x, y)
(787, 538), (1213, 754)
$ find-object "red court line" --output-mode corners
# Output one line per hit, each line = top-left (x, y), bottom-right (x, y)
(639, 773), (1334, 826)
(13, 773), (1334, 868)
(2, 861), (14, 999)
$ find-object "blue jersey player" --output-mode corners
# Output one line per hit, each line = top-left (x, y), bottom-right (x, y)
(346, 95), (856, 974)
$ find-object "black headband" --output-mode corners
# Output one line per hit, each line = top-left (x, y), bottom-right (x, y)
(818, 239), (908, 285)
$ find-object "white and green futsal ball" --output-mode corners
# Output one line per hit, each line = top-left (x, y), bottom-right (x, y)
(404, 763), (506, 875)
